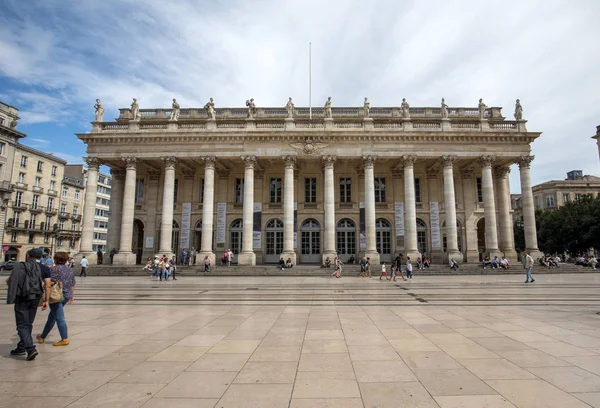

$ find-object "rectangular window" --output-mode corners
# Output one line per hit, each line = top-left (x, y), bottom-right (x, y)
(59, 221), (65, 230)
(545, 195), (555, 208)
(11, 232), (17, 243)
(135, 178), (144, 204)
(98, 175), (105, 184)
(199, 179), (204, 203)
(20, 156), (27, 168)
(74, 190), (80, 200)
(37, 161), (43, 172)
(29, 214), (36, 229)
(414, 178), (421, 203)
(73, 206), (78, 216)
(45, 216), (51, 228)
(35, 177), (41, 187)
(0, 142), (4, 155)
(44, 234), (49, 244)
(270, 178), (282, 203)
(49, 181), (55, 191)
(57, 238), (63, 247)
(575, 193), (581, 201)
(13, 211), (21, 226)
(32, 195), (39, 209)
(60, 203), (67, 213)
(535, 196), (541, 209)
(339, 177), (352, 203)
(173, 178), (178, 203)
(18, 173), (25, 183)
(235, 178), (244, 203)
(62, 187), (68, 197)
(47, 197), (54, 210)
(15, 191), (22, 205)
(563, 193), (570, 203)
(374, 177), (386, 203)
(305, 178), (317, 203)
(476, 177), (483, 202)
(51, 166), (57, 177)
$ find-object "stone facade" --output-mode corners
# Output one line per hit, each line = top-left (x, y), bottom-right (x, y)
(77, 100), (542, 265)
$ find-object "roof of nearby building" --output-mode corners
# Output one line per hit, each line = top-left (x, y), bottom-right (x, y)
(15, 143), (67, 165)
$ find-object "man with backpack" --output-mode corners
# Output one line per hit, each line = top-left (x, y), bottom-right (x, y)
(6, 249), (51, 361)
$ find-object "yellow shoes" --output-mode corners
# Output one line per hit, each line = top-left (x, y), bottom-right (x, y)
(52, 339), (70, 347)
(36, 334), (44, 344)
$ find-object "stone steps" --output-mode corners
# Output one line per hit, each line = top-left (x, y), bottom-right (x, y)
(85, 263), (595, 277)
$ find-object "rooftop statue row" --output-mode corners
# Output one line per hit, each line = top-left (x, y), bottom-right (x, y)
(94, 97), (525, 122)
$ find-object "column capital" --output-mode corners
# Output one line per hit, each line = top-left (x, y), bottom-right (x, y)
(241, 155), (257, 169)
(202, 156), (216, 169)
(122, 156), (137, 170)
(322, 155), (337, 168)
(109, 168), (125, 180)
(494, 166), (511, 179)
(84, 157), (101, 170)
(477, 155), (496, 168)
(460, 168), (474, 179)
(401, 155), (417, 168)
(362, 155), (377, 168)
(516, 155), (534, 169)
(161, 156), (177, 170)
(441, 155), (457, 169)
(282, 155), (297, 168)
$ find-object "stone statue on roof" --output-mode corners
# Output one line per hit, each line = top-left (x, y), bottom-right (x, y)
(170, 98), (180, 121)
(94, 99), (104, 122)
(204, 97), (216, 120)
(285, 97), (294, 118)
(363, 97), (371, 117)
(130, 98), (140, 120)
(478, 98), (487, 120)
(514, 99), (523, 120)
(246, 98), (257, 119)
(401, 98), (410, 119)
(441, 98), (448, 119)
(324, 97), (332, 118)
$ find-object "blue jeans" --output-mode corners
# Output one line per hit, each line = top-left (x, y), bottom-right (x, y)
(41, 299), (69, 340)
(526, 267), (533, 281)
(160, 267), (169, 281)
(152, 265), (159, 277)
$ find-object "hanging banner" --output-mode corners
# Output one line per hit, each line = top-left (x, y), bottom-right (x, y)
(394, 202), (404, 237)
(293, 202), (298, 249)
(430, 201), (441, 248)
(180, 202), (192, 249)
(359, 202), (366, 249)
(216, 202), (227, 243)
(253, 203), (262, 249)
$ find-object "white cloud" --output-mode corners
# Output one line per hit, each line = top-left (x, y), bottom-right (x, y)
(0, 0), (599, 190)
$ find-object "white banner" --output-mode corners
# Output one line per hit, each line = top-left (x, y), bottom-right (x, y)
(430, 201), (441, 249)
(180, 202), (192, 249)
(394, 202), (404, 237)
(216, 202), (227, 243)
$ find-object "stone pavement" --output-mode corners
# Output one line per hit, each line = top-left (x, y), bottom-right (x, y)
(0, 273), (600, 407)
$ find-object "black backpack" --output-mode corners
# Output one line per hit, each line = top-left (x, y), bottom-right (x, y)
(22, 261), (43, 300)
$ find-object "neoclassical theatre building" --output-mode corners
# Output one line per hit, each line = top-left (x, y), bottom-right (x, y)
(76, 98), (542, 266)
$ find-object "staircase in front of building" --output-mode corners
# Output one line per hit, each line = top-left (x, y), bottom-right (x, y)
(86, 263), (596, 277)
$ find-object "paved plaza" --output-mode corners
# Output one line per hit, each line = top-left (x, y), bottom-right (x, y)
(1, 273), (600, 407)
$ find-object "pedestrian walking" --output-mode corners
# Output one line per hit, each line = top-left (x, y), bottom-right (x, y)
(169, 256), (178, 280)
(190, 247), (197, 265)
(203, 255), (211, 273)
(523, 251), (535, 283)
(379, 263), (388, 280)
(364, 257), (371, 278)
(406, 257), (413, 280)
(79, 256), (88, 277)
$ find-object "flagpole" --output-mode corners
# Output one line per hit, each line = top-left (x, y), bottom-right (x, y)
(309, 42), (312, 120)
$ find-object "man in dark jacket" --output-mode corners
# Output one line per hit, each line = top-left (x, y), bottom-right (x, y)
(6, 249), (51, 361)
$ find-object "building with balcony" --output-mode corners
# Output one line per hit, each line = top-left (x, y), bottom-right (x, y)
(75, 97), (544, 266)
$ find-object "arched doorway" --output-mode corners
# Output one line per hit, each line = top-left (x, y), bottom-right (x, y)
(416, 219), (428, 256)
(265, 219), (284, 263)
(442, 219), (463, 253)
(477, 218), (486, 260)
(376, 218), (392, 262)
(171, 220), (180, 258)
(336, 218), (356, 263)
(4, 246), (19, 262)
(300, 218), (321, 263)
(133, 219), (144, 264)
(229, 219), (243, 263)
(194, 220), (202, 251)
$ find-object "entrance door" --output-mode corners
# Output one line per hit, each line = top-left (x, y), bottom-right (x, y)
(133, 219), (144, 264)
(194, 220), (202, 251)
(265, 219), (284, 263)
(229, 219), (243, 264)
(376, 218), (392, 262)
(300, 218), (321, 263)
(336, 218), (356, 263)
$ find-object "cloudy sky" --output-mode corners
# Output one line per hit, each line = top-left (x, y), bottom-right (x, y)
(0, 0), (598, 192)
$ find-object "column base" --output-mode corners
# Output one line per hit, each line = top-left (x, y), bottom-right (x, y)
(405, 250), (422, 264)
(430, 249), (444, 264)
(74, 252), (97, 265)
(466, 249), (480, 263)
(113, 252), (137, 265)
(502, 249), (518, 264)
(280, 251), (297, 266)
(197, 251), (215, 268)
(445, 250), (463, 264)
(525, 249), (544, 262)
(237, 251), (256, 266)
(486, 249), (504, 261)
(363, 250), (380, 266)
(322, 251), (337, 266)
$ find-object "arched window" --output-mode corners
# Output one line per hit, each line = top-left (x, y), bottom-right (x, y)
(416, 218), (427, 255)
(337, 219), (355, 229)
(300, 218), (321, 262)
(266, 219), (284, 229)
(265, 218), (284, 261)
(336, 218), (356, 257)
(171, 220), (180, 254)
(230, 219), (243, 255)
(194, 220), (202, 250)
(376, 218), (392, 259)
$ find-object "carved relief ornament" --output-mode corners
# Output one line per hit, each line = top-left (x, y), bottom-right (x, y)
(290, 137), (328, 155)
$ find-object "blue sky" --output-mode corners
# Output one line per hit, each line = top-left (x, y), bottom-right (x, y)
(1, 0), (599, 190)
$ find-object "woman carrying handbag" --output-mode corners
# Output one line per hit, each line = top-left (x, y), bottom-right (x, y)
(36, 252), (75, 346)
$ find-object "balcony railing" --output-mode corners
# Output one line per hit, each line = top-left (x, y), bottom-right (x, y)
(0, 180), (13, 193)
(71, 214), (82, 222)
(12, 201), (28, 210)
(45, 207), (57, 215)
(32, 186), (44, 193)
(58, 212), (70, 219)
(14, 182), (28, 191)
(47, 189), (58, 197)
(30, 205), (45, 214)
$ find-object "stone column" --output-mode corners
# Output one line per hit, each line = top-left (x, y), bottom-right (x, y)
(495, 166), (517, 262)
(403, 155), (421, 261)
(105, 169), (124, 256)
(113, 157), (137, 264)
(158, 157), (177, 256)
(478, 155), (502, 259)
(322, 156), (337, 263)
(198, 156), (216, 266)
(76, 157), (100, 264)
(282, 156), (297, 264)
(363, 155), (380, 265)
(517, 156), (542, 260)
(442, 156), (462, 263)
(460, 169), (479, 263)
(238, 155), (256, 266)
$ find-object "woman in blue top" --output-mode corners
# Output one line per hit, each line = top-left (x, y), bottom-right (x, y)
(37, 252), (75, 346)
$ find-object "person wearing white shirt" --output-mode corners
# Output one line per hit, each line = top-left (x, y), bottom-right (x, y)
(79, 256), (89, 277)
